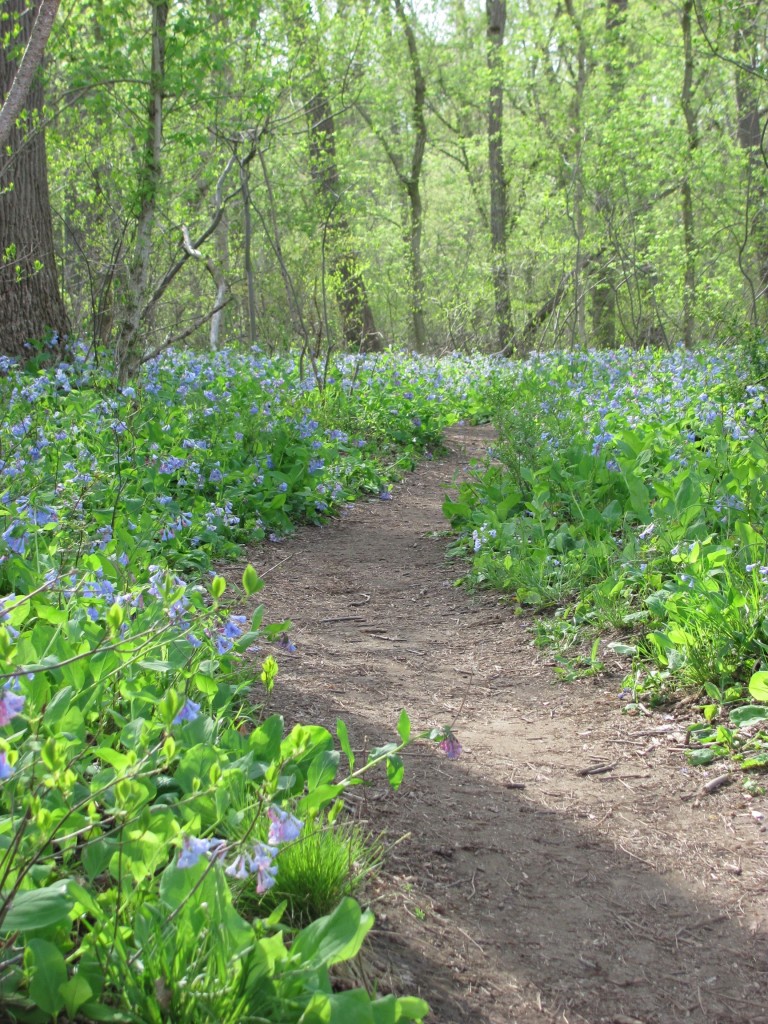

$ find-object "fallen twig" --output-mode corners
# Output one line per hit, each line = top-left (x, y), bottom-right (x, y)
(577, 761), (617, 776)
(318, 615), (367, 624)
(701, 773), (732, 795)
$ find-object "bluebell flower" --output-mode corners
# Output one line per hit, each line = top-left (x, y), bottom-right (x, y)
(223, 615), (245, 639)
(0, 682), (25, 726)
(267, 806), (303, 845)
(216, 634), (234, 655)
(0, 751), (13, 779)
(173, 698), (201, 724)
(178, 835), (226, 869)
(225, 854), (249, 880)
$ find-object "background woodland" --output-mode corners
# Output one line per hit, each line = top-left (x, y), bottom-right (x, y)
(2, 0), (768, 371)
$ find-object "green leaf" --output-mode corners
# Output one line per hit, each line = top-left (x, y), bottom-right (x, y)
(386, 753), (405, 791)
(297, 782), (346, 816)
(211, 575), (226, 599)
(368, 742), (398, 763)
(394, 996), (431, 1021)
(748, 670), (768, 702)
(291, 898), (374, 968)
(607, 642), (637, 656)
(308, 749), (340, 790)
(60, 975), (94, 1018)
(137, 659), (173, 673)
(325, 989), (376, 1023)
(730, 705), (768, 727)
(336, 719), (355, 772)
(107, 602), (124, 630)
(1, 880), (74, 933)
(686, 746), (727, 766)
(396, 709), (411, 745)
(242, 564), (263, 596)
(27, 939), (67, 1015)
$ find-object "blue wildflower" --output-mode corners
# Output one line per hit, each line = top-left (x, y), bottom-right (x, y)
(173, 698), (201, 724)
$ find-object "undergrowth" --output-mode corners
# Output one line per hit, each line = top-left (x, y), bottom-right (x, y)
(445, 341), (768, 771)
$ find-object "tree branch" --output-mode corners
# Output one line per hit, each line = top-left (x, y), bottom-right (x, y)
(0, 0), (61, 154)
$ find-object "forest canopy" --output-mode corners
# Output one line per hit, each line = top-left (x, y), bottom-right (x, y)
(1, 0), (767, 369)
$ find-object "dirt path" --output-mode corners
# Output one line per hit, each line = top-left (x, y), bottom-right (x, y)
(236, 425), (768, 1024)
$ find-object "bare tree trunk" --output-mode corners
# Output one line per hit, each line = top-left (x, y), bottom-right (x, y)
(486, 0), (512, 354)
(394, 0), (428, 350)
(564, 0), (588, 346)
(591, 0), (628, 349)
(680, 0), (697, 348)
(305, 89), (381, 351)
(239, 158), (259, 345)
(114, 0), (167, 379)
(0, 0), (68, 358)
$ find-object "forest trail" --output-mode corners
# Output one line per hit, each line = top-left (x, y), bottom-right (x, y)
(235, 425), (768, 1024)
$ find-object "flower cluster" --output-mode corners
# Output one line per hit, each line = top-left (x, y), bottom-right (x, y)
(178, 804), (304, 893)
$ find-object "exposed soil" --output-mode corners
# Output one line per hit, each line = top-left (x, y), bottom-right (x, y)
(234, 425), (768, 1024)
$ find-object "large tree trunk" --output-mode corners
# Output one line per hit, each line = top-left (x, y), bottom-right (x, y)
(0, 0), (68, 359)
(486, 0), (512, 353)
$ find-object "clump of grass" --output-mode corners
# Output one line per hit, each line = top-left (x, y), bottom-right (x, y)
(246, 815), (383, 928)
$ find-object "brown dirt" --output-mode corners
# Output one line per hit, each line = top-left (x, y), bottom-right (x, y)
(234, 425), (768, 1024)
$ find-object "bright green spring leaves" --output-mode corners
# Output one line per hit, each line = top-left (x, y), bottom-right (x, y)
(0, 346), (492, 1022)
(446, 344), (768, 770)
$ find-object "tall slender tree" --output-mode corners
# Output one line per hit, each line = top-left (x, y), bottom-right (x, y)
(486, 0), (511, 353)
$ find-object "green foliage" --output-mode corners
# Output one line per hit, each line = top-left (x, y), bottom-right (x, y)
(446, 343), (768, 770)
(0, 346), (482, 1021)
(247, 815), (384, 928)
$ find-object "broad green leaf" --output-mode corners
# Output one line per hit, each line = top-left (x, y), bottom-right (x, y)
(394, 995), (430, 1020)
(308, 749), (340, 790)
(0, 880), (74, 933)
(729, 705), (768, 727)
(748, 671), (768, 702)
(291, 898), (374, 968)
(60, 975), (94, 1018)
(27, 939), (67, 1016)
(242, 564), (263, 595)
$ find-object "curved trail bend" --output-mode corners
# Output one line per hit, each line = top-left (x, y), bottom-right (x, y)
(235, 425), (768, 1024)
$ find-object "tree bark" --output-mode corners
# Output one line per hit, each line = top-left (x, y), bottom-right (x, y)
(680, 0), (697, 348)
(0, 0), (59, 153)
(564, 0), (588, 346)
(114, 0), (168, 379)
(486, 0), (512, 353)
(590, 0), (627, 349)
(0, 0), (68, 358)
(393, 0), (428, 350)
(734, 1), (768, 320)
(305, 89), (381, 351)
